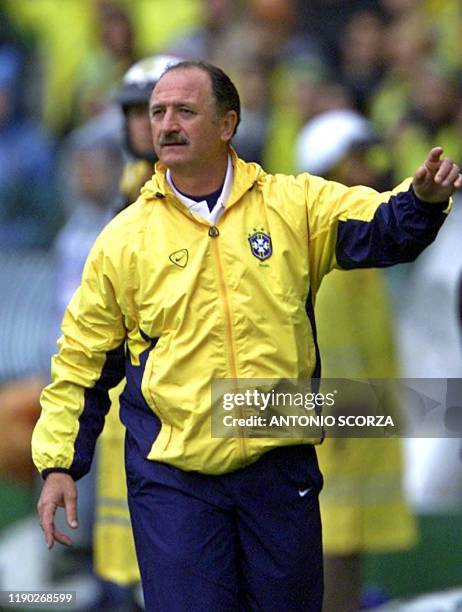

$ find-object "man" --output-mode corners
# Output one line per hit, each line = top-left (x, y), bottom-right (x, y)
(33, 61), (461, 611)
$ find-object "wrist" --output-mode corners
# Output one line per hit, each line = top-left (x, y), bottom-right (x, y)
(42, 468), (73, 480)
(411, 184), (449, 209)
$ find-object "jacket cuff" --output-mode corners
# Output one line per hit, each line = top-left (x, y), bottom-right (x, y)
(41, 467), (74, 480)
(410, 184), (450, 212)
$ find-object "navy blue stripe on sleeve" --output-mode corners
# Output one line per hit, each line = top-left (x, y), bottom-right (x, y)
(336, 186), (448, 269)
(69, 343), (126, 480)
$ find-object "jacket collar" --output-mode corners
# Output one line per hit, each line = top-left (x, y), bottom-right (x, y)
(143, 148), (263, 210)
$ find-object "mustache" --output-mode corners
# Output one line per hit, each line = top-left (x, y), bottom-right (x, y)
(159, 132), (189, 146)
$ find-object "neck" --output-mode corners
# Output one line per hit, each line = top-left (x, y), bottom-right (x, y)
(169, 153), (229, 196)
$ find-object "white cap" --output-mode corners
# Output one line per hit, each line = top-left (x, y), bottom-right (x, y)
(295, 109), (377, 176)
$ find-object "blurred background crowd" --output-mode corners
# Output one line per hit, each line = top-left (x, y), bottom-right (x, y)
(0, 0), (461, 610)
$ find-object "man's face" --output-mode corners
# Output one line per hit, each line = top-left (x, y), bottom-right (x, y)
(149, 67), (233, 174)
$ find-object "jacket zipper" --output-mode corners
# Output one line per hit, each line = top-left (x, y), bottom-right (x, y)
(209, 225), (248, 462)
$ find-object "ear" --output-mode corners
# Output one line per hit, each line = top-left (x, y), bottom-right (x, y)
(220, 110), (238, 143)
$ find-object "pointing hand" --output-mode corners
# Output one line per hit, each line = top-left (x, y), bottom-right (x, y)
(412, 147), (462, 203)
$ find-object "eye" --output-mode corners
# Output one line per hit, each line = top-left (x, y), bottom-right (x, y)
(150, 108), (164, 119)
(179, 108), (194, 116)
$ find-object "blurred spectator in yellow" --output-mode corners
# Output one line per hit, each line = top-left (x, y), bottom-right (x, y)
(253, 1), (371, 175)
(71, 3), (136, 126)
(296, 109), (417, 612)
(336, 8), (388, 115)
(167, 0), (237, 67)
(2, 0), (200, 135)
(0, 0), (35, 58)
(245, 0), (323, 67)
(389, 61), (462, 182)
(169, 0), (299, 171)
(0, 45), (60, 250)
(426, 0), (462, 72)
(370, 9), (433, 135)
(169, 0), (324, 79)
(121, 0), (201, 58)
(230, 61), (271, 164)
(3, 0), (99, 134)
(264, 66), (351, 175)
(296, 0), (380, 67)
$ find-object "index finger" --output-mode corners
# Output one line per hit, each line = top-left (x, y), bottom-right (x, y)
(426, 146), (444, 165)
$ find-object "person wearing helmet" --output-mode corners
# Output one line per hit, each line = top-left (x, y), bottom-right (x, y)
(117, 55), (181, 207)
(93, 55), (180, 611)
(296, 109), (417, 611)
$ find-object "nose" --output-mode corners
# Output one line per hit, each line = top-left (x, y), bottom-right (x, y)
(161, 108), (180, 132)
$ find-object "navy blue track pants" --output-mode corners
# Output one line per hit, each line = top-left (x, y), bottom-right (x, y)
(125, 436), (324, 612)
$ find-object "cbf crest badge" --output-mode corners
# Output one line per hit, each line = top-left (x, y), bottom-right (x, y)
(248, 228), (273, 261)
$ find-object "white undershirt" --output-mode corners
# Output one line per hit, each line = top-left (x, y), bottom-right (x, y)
(166, 155), (233, 224)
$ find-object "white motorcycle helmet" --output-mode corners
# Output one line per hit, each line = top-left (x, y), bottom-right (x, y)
(117, 54), (181, 113)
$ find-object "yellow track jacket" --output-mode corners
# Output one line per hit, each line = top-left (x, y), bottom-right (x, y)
(32, 150), (449, 478)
